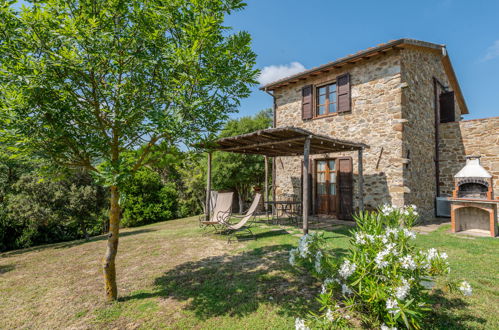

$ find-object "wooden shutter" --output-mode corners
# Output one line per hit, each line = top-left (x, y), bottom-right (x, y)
(302, 85), (313, 120)
(337, 157), (353, 220)
(439, 91), (455, 123)
(337, 73), (351, 113)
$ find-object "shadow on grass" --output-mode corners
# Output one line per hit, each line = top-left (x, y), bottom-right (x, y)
(1, 228), (156, 256)
(0, 264), (15, 274)
(121, 245), (323, 320)
(424, 289), (486, 329)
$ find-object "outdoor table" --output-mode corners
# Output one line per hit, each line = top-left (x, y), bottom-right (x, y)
(265, 201), (301, 224)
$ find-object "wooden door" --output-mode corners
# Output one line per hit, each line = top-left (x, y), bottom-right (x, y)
(338, 157), (353, 220)
(316, 159), (337, 215)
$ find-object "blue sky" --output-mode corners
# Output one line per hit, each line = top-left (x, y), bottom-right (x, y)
(14, 0), (499, 120)
(225, 0), (499, 120)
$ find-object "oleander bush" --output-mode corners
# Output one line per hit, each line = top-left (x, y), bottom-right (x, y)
(290, 205), (472, 329)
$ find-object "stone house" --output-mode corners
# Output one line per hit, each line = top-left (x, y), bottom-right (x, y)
(260, 38), (499, 220)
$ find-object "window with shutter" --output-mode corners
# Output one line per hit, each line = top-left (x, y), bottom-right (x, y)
(337, 73), (351, 113)
(302, 85), (313, 120)
(439, 91), (455, 123)
(316, 83), (337, 116)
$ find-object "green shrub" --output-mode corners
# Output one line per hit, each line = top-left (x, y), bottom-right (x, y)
(121, 169), (178, 227)
(2, 172), (105, 250)
(290, 205), (472, 329)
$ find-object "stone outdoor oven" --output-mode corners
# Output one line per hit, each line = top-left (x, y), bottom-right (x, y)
(450, 156), (498, 237)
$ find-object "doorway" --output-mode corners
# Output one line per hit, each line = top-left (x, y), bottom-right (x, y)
(315, 157), (353, 219)
(316, 159), (337, 215)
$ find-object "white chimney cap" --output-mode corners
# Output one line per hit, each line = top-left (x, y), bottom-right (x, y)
(454, 156), (492, 179)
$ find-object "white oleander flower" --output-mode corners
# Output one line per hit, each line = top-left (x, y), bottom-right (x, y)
(295, 317), (310, 330)
(402, 228), (416, 239)
(341, 283), (353, 296)
(386, 298), (400, 314)
(354, 232), (366, 245)
(400, 255), (417, 270)
(386, 227), (398, 238)
(315, 251), (323, 274)
(298, 235), (311, 258)
(339, 260), (357, 279)
(394, 279), (410, 300)
(366, 234), (375, 242)
(459, 281), (472, 296)
(325, 308), (334, 322)
(427, 248), (438, 261)
(375, 250), (390, 269)
(381, 324), (397, 330)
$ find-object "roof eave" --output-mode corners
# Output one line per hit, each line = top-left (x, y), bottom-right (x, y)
(259, 38), (445, 91)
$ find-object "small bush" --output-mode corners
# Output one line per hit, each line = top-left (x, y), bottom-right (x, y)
(121, 169), (178, 227)
(290, 205), (472, 329)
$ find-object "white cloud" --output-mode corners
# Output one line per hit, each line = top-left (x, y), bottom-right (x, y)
(482, 40), (499, 61)
(258, 62), (306, 85)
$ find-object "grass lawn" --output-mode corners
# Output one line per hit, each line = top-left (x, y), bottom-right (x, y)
(0, 216), (497, 329)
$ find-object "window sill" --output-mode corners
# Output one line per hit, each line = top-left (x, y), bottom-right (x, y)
(305, 113), (339, 121)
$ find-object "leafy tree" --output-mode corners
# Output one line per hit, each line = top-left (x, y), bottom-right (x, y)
(121, 168), (178, 227)
(0, 0), (257, 300)
(3, 171), (105, 250)
(212, 109), (272, 212)
(176, 152), (206, 217)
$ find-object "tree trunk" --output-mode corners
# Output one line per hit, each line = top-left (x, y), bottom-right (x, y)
(103, 185), (120, 301)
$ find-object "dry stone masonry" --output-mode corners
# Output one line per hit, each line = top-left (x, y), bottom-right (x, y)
(269, 40), (497, 221)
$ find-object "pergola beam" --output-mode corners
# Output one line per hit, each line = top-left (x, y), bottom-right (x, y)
(220, 136), (306, 152)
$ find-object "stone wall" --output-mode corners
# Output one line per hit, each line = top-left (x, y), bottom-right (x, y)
(273, 50), (406, 213)
(439, 117), (499, 198)
(400, 47), (463, 219)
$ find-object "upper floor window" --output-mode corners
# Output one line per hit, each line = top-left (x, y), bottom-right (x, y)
(317, 83), (337, 116)
(301, 73), (350, 120)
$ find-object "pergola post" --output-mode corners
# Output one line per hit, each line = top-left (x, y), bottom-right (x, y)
(358, 148), (364, 212)
(264, 155), (269, 215)
(205, 152), (212, 220)
(303, 137), (311, 235)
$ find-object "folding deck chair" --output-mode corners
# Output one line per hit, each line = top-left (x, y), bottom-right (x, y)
(199, 191), (233, 232)
(222, 193), (261, 243)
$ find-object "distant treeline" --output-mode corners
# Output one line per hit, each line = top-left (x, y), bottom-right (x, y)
(0, 109), (271, 252)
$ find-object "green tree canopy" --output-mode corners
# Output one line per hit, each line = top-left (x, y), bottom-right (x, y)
(0, 0), (257, 300)
(212, 109), (272, 212)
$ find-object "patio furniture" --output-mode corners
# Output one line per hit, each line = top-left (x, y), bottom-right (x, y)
(265, 200), (301, 225)
(223, 193), (261, 243)
(199, 191), (233, 231)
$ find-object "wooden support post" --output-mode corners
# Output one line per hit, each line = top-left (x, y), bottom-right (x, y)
(264, 155), (269, 215)
(205, 152), (212, 220)
(272, 156), (276, 218)
(358, 148), (364, 212)
(303, 137), (311, 234)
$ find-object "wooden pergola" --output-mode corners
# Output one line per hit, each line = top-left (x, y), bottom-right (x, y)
(200, 127), (369, 234)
